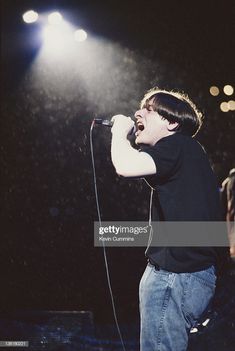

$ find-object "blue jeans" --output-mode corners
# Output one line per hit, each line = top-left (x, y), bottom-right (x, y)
(139, 263), (216, 351)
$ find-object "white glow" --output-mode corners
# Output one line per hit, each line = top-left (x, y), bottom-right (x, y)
(43, 25), (66, 51)
(74, 29), (87, 42)
(48, 12), (63, 25)
(22, 10), (39, 24)
(41, 21), (77, 59)
(220, 102), (229, 112)
(223, 85), (234, 96)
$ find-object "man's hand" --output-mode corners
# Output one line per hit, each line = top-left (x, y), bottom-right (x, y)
(111, 114), (156, 177)
(111, 114), (135, 137)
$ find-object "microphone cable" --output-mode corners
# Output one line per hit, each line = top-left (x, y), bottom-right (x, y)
(90, 120), (126, 351)
(143, 179), (154, 255)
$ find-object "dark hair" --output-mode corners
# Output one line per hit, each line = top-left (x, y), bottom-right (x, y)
(140, 88), (203, 136)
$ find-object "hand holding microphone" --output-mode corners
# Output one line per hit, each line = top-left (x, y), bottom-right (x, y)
(94, 115), (136, 136)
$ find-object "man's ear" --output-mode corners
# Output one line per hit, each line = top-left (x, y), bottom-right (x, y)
(167, 121), (179, 131)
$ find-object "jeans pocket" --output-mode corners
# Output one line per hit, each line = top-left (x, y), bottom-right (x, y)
(193, 265), (216, 288)
(182, 270), (216, 326)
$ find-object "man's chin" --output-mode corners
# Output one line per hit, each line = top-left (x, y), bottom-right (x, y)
(135, 136), (153, 147)
(135, 135), (145, 145)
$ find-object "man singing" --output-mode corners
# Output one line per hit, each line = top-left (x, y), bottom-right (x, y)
(111, 88), (226, 351)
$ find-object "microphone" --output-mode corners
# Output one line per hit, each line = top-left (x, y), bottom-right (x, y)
(94, 119), (113, 127)
(93, 118), (136, 134)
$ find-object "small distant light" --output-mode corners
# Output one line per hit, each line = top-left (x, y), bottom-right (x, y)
(228, 100), (235, 111)
(223, 85), (234, 96)
(22, 10), (39, 23)
(74, 29), (87, 42)
(209, 86), (219, 96)
(48, 12), (63, 25)
(220, 102), (229, 112)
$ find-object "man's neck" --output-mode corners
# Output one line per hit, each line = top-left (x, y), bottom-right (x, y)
(150, 131), (176, 146)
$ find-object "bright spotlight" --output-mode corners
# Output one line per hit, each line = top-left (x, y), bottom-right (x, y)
(209, 86), (219, 96)
(22, 10), (39, 24)
(41, 21), (75, 57)
(74, 29), (87, 42)
(220, 102), (229, 112)
(48, 12), (63, 25)
(43, 25), (65, 50)
(223, 85), (234, 96)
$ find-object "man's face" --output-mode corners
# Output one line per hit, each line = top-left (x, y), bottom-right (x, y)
(134, 98), (172, 146)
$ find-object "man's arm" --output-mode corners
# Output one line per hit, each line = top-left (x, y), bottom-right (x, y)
(111, 115), (156, 177)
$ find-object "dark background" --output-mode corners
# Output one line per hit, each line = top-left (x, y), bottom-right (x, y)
(1, 0), (234, 324)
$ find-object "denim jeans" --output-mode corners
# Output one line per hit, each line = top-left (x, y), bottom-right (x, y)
(139, 262), (216, 351)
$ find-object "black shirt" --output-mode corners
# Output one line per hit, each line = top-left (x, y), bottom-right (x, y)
(142, 133), (225, 273)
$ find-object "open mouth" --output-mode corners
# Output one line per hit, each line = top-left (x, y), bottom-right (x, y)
(137, 122), (145, 131)
(135, 122), (145, 138)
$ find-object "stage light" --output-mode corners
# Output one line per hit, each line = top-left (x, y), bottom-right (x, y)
(228, 100), (235, 111)
(22, 10), (39, 24)
(223, 85), (234, 96)
(74, 29), (87, 42)
(209, 86), (219, 96)
(220, 102), (229, 112)
(48, 12), (63, 25)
